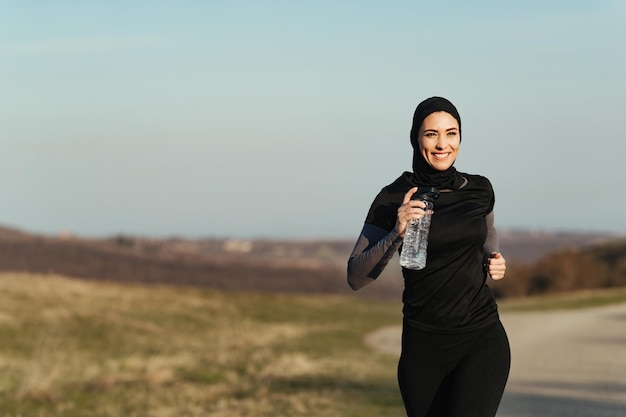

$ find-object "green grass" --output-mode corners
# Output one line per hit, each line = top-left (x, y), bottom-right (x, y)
(2, 273), (625, 417)
(0, 273), (404, 417)
(499, 286), (626, 311)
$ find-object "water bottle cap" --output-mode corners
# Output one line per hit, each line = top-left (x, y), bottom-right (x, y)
(411, 186), (440, 203)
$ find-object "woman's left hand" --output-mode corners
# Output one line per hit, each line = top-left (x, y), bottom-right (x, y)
(487, 252), (506, 280)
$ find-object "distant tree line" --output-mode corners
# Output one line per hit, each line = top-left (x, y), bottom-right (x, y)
(490, 239), (626, 298)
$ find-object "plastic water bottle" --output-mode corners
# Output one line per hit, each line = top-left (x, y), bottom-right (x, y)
(399, 186), (440, 270)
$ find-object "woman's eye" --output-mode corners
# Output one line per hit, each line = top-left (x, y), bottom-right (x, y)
(447, 131), (458, 137)
(424, 132), (437, 138)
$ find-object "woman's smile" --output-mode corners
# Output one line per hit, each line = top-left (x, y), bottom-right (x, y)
(432, 152), (451, 160)
(418, 111), (461, 171)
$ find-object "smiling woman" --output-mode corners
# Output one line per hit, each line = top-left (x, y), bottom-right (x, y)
(347, 97), (510, 417)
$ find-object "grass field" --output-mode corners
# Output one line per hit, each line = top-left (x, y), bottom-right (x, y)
(0, 273), (404, 417)
(499, 285), (626, 311)
(3, 273), (626, 417)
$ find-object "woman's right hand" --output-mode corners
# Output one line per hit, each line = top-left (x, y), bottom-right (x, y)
(394, 187), (428, 238)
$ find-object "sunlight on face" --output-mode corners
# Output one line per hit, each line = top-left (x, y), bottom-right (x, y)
(418, 111), (460, 171)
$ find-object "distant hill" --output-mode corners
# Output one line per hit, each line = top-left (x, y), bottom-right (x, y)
(497, 229), (619, 263)
(0, 225), (624, 299)
(491, 237), (626, 298)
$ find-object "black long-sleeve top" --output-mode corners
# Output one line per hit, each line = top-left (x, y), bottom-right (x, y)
(347, 171), (500, 333)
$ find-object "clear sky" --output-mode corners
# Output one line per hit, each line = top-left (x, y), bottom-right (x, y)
(2, 1), (625, 239)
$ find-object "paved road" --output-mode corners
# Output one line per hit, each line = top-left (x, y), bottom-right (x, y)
(364, 302), (626, 417)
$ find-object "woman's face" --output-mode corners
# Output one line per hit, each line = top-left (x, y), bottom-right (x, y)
(417, 111), (460, 171)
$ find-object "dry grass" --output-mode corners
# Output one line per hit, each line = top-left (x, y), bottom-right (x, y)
(0, 273), (403, 417)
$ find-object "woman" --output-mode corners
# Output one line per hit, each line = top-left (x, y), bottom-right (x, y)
(347, 97), (510, 417)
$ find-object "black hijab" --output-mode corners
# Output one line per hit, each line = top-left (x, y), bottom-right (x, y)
(409, 97), (465, 190)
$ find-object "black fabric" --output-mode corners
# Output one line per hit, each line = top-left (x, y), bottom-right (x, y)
(364, 171), (498, 332)
(409, 96), (465, 190)
(397, 320), (510, 417)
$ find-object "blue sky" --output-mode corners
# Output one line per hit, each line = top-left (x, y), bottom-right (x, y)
(2, 1), (625, 239)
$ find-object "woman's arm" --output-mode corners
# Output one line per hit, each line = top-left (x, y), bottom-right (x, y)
(483, 210), (499, 256)
(483, 210), (506, 280)
(348, 187), (428, 290)
(347, 224), (403, 290)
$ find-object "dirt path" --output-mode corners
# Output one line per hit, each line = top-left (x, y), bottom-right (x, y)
(364, 302), (626, 417)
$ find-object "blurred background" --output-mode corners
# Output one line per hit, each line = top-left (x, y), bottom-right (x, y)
(2, 1), (625, 239)
(1, 2), (625, 416)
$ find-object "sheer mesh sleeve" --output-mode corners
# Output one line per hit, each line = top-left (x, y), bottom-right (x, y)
(347, 223), (403, 290)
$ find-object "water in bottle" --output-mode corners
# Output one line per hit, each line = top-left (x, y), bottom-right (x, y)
(399, 186), (440, 270)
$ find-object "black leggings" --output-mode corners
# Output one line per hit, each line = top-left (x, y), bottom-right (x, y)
(397, 320), (510, 417)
